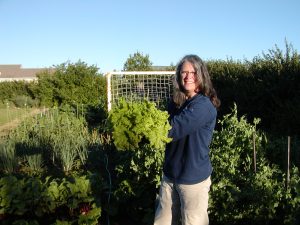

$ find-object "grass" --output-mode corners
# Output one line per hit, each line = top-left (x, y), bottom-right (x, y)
(0, 107), (30, 126)
(0, 107), (46, 139)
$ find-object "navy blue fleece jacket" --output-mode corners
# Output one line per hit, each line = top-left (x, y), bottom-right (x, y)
(163, 94), (217, 184)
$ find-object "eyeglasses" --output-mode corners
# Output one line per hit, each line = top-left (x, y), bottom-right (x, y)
(180, 71), (197, 76)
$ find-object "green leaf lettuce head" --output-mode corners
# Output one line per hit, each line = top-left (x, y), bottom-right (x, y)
(108, 98), (172, 151)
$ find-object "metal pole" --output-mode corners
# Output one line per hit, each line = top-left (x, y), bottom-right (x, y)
(106, 73), (112, 111)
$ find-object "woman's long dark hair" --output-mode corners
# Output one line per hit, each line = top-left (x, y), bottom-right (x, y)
(173, 54), (220, 108)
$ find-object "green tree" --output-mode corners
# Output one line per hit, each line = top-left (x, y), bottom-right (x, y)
(31, 61), (106, 108)
(123, 51), (153, 71)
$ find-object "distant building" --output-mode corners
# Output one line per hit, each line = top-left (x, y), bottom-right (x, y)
(0, 64), (54, 82)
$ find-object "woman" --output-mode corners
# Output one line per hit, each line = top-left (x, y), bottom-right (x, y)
(154, 54), (220, 225)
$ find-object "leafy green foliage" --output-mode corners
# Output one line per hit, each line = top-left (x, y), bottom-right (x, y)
(245, 41), (300, 136)
(211, 104), (264, 178)
(0, 61), (108, 128)
(0, 174), (101, 224)
(209, 104), (300, 225)
(0, 81), (35, 103)
(208, 41), (300, 136)
(1, 107), (90, 175)
(108, 146), (163, 224)
(30, 61), (106, 108)
(108, 98), (171, 151)
(0, 99), (299, 224)
(11, 95), (38, 108)
(0, 140), (18, 173)
(106, 99), (171, 223)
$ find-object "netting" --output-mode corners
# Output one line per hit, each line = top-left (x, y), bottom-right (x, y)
(106, 71), (175, 110)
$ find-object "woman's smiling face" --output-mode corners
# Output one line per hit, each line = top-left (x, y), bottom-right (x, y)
(180, 61), (198, 98)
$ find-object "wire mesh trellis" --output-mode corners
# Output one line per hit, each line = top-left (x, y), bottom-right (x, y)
(106, 71), (175, 110)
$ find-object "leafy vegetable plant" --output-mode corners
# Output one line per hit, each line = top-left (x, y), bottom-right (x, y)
(108, 98), (171, 151)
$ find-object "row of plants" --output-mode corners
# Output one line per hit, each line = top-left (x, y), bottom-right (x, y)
(1, 106), (91, 175)
(0, 106), (107, 224)
(0, 100), (300, 224)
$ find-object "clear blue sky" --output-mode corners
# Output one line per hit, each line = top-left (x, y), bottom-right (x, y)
(1, 0), (299, 73)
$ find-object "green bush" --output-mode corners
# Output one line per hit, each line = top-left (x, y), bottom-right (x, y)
(12, 95), (39, 108)
(209, 105), (300, 225)
(208, 42), (300, 136)
(30, 61), (106, 108)
(0, 81), (34, 103)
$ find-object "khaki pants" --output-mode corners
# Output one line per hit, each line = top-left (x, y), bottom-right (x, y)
(154, 175), (211, 225)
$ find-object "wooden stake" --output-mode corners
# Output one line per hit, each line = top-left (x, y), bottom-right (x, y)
(286, 136), (291, 189)
(253, 132), (256, 173)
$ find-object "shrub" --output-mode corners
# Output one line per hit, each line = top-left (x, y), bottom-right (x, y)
(209, 104), (298, 225)
(12, 95), (39, 108)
